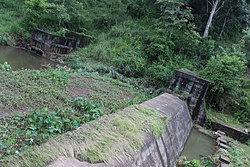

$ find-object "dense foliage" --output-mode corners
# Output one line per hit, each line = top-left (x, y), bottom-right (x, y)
(0, 0), (250, 164)
(201, 55), (246, 102)
(201, 55), (250, 122)
(0, 0), (249, 121)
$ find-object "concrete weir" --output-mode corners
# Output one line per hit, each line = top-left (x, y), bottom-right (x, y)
(48, 93), (193, 167)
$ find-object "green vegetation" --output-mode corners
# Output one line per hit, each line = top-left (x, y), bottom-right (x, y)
(0, 67), (70, 113)
(215, 138), (250, 167)
(178, 156), (213, 167)
(207, 109), (250, 131)
(3, 105), (166, 167)
(0, 63), (149, 162)
(0, 0), (250, 165)
(201, 55), (250, 123)
(0, 65), (148, 115)
(228, 141), (250, 167)
(0, 97), (103, 160)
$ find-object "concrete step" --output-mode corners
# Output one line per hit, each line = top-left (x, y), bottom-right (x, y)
(217, 137), (228, 145)
(217, 130), (226, 136)
(220, 155), (230, 164)
(219, 143), (230, 150)
(220, 163), (230, 167)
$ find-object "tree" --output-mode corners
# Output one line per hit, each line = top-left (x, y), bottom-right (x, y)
(203, 0), (220, 37)
(156, 0), (193, 29)
(190, 0), (250, 39)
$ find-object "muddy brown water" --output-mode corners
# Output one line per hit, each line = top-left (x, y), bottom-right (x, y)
(181, 128), (217, 160)
(0, 45), (53, 70)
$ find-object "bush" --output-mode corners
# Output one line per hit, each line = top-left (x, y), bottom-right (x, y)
(146, 57), (196, 86)
(171, 29), (202, 57)
(0, 33), (16, 46)
(202, 55), (246, 94)
(146, 63), (173, 86)
(201, 55), (246, 110)
(112, 55), (147, 77)
(94, 15), (115, 29)
(142, 28), (174, 62)
(233, 91), (250, 123)
(127, 0), (157, 19)
(142, 27), (214, 65)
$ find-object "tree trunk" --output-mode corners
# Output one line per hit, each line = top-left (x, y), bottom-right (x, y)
(203, 0), (220, 38)
(218, 7), (232, 40)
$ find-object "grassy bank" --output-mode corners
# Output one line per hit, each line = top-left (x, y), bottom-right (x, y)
(228, 141), (250, 167)
(0, 65), (150, 162)
(2, 105), (166, 167)
(214, 136), (250, 167)
(206, 109), (250, 131)
(0, 67), (149, 116)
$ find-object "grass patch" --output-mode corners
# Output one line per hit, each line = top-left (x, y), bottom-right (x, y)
(0, 69), (70, 114)
(0, 65), (150, 163)
(228, 141), (250, 167)
(216, 138), (250, 167)
(0, 68), (70, 114)
(3, 105), (166, 167)
(68, 72), (151, 113)
(206, 109), (250, 131)
(0, 66), (149, 116)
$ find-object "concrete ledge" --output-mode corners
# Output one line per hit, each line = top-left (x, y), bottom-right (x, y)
(49, 94), (192, 167)
(212, 122), (250, 143)
(135, 94), (193, 167)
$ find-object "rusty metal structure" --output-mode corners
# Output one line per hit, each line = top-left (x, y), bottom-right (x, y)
(168, 70), (210, 125)
(30, 29), (90, 55)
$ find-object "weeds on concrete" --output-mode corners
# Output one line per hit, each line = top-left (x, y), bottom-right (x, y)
(3, 105), (166, 167)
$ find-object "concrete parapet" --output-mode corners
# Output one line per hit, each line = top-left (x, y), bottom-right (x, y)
(48, 93), (193, 167)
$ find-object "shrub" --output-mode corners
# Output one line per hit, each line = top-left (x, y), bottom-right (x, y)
(146, 57), (196, 86)
(0, 33), (16, 46)
(127, 0), (157, 19)
(233, 92), (250, 123)
(127, 2), (147, 18)
(202, 55), (246, 95)
(146, 63), (173, 86)
(142, 28), (174, 62)
(112, 55), (147, 77)
(201, 55), (246, 110)
(94, 15), (115, 29)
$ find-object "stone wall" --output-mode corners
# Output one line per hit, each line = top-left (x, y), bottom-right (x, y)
(48, 93), (193, 167)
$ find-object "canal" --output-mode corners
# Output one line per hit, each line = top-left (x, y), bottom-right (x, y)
(0, 45), (53, 70)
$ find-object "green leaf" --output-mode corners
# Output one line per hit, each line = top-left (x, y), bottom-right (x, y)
(0, 141), (7, 149)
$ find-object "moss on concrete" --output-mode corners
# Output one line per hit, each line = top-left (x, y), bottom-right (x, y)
(4, 105), (166, 167)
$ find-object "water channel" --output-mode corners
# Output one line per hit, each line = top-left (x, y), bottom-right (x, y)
(181, 128), (217, 160)
(0, 45), (53, 70)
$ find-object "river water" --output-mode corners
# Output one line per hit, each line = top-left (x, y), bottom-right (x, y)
(181, 128), (216, 160)
(0, 45), (53, 70)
